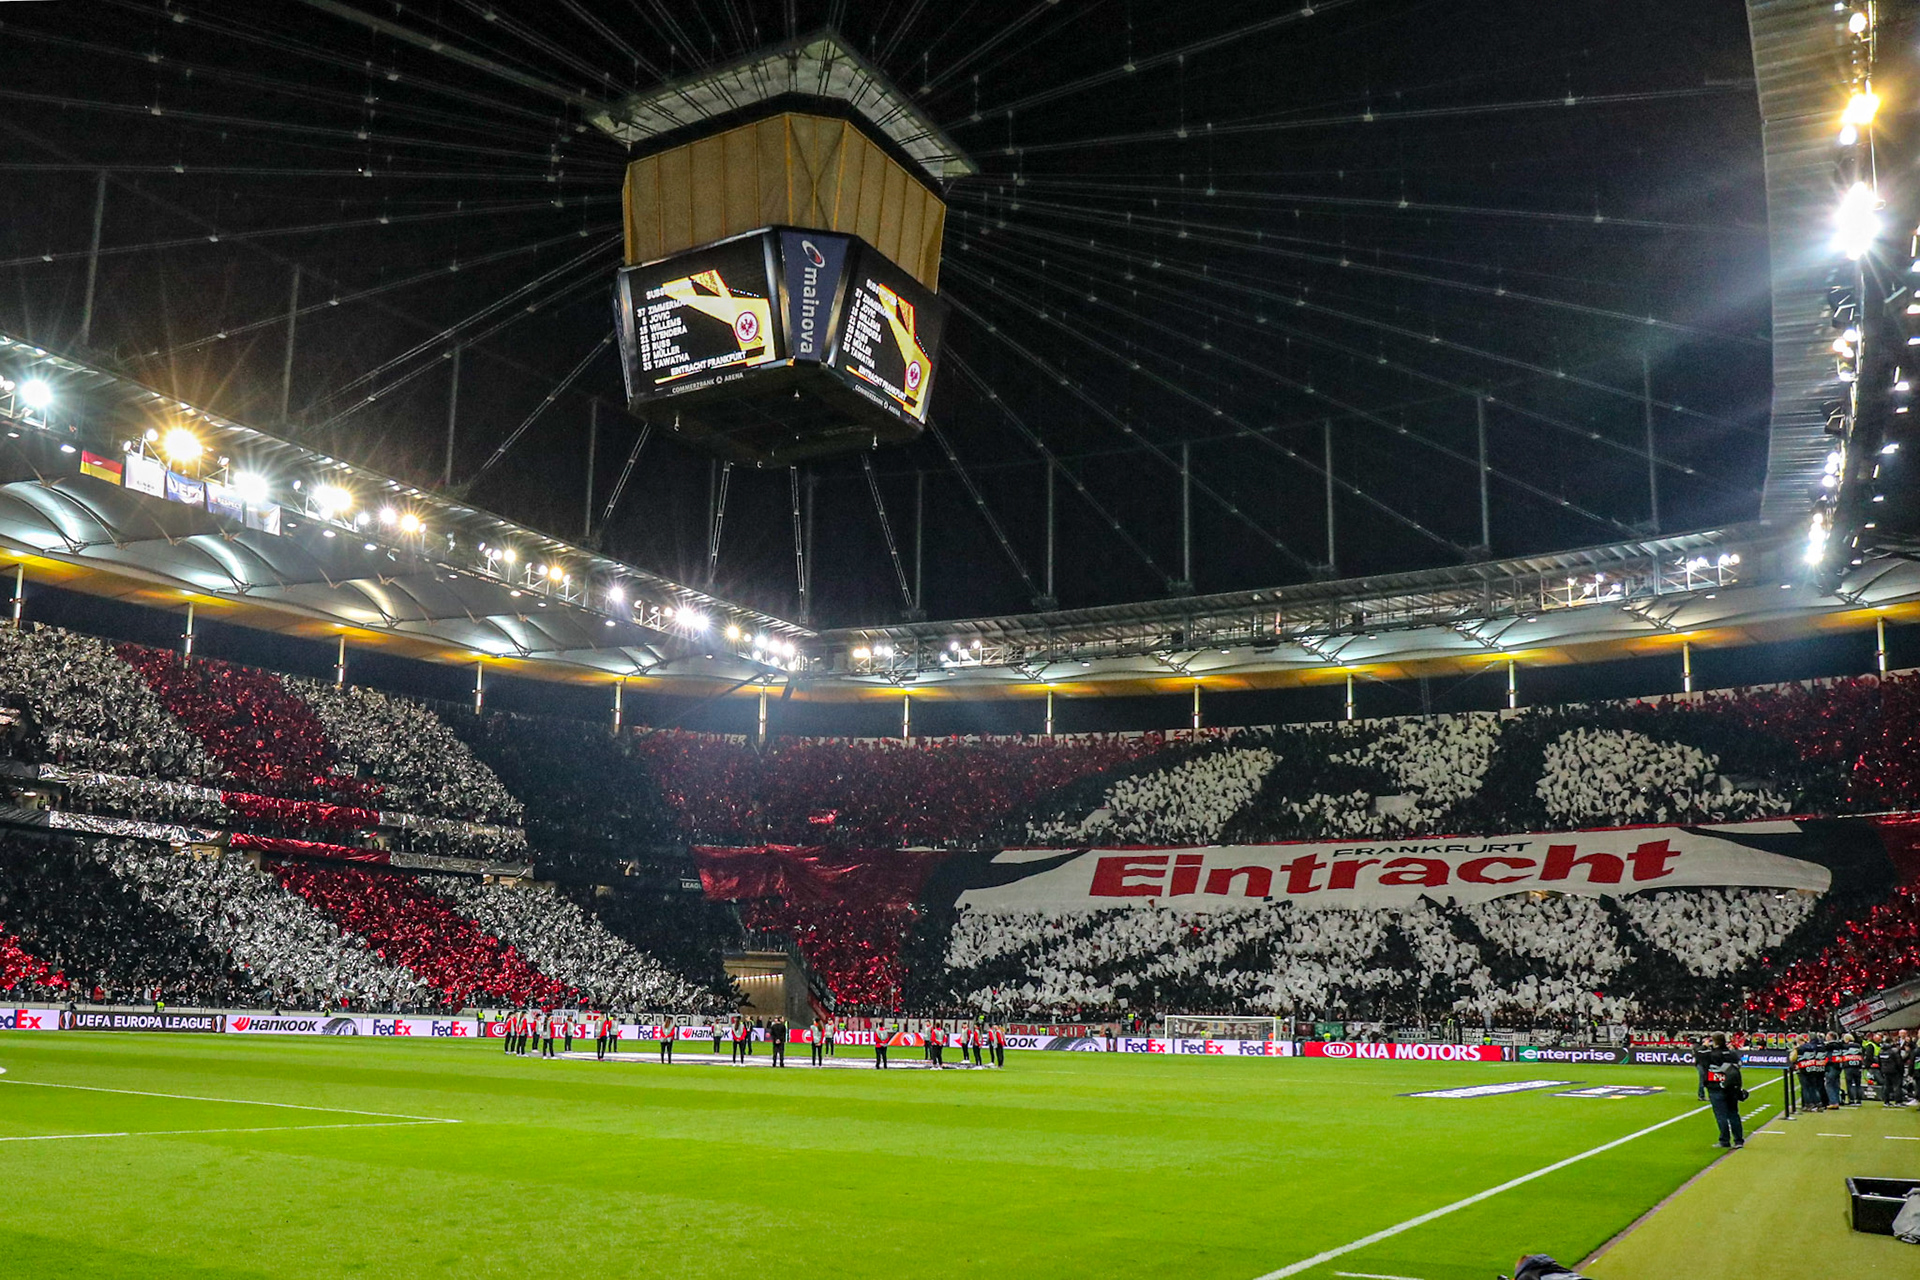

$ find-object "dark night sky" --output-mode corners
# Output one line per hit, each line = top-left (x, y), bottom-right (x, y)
(0, 0), (1774, 633)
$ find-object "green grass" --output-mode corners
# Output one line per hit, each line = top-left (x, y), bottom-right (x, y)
(0, 1034), (1742, 1279)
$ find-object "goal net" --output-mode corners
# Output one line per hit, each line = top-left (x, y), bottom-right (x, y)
(1161, 1015), (1282, 1044)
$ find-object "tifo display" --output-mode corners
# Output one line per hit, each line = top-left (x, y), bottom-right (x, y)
(0, 618), (1917, 1036)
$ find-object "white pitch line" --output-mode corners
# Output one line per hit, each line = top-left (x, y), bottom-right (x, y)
(0, 1078), (457, 1123)
(1250, 1105), (1710, 1280)
(0, 1119), (448, 1143)
(1334, 1272), (1431, 1280)
(1886, 1135), (1920, 1141)
(1816, 1133), (1853, 1138)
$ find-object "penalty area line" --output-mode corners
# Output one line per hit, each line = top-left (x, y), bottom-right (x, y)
(0, 1119), (450, 1143)
(0, 1078), (459, 1124)
(1251, 1104), (1711, 1280)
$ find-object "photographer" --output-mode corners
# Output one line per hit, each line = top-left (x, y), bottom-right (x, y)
(1697, 1033), (1747, 1149)
(1503, 1255), (1590, 1280)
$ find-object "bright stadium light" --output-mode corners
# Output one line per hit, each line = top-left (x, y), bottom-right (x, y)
(1834, 181), (1881, 259)
(398, 512), (423, 534)
(726, 623), (742, 641)
(502, 547), (518, 565)
(1842, 90), (1879, 128)
(377, 506), (398, 526)
(232, 472), (270, 505)
(681, 610), (708, 631)
(17, 379), (52, 411)
(606, 586), (626, 606)
(158, 427), (204, 466)
(313, 484), (354, 518)
(1849, 9), (1869, 35)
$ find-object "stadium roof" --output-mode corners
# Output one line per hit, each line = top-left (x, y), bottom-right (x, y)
(1748, 0), (1852, 521)
(587, 30), (977, 182)
(3, 328), (1916, 701)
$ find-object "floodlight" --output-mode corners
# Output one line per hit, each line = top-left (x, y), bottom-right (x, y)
(1834, 181), (1881, 259)
(377, 506), (398, 526)
(398, 512), (422, 534)
(313, 484), (354, 517)
(725, 623), (742, 641)
(681, 611), (709, 631)
(546, 564), (564, 581)
(502, 548), (518, 564)
(607, 586), (626, 605)
(1842, 91), (1879, 128)
(159, 427), (203, 465)
(232, 472), (270, 505)
(17, 379), (52, 411)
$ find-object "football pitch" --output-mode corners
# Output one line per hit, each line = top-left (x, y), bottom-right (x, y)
(0, 1034), (1753, 1279)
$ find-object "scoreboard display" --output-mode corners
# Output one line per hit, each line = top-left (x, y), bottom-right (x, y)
(826, 245), (946, 427)
(616, 232), (784, 401)
(614, 228), (947, 462)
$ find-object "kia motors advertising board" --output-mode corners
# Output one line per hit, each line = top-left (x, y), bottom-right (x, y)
(1302, 1041), (1504, 1063)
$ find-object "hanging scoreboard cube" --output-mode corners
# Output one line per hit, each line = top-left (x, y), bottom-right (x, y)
(613, 109), (954, 467)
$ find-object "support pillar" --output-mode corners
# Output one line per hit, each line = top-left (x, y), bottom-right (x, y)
(1191, 680), (1202, 731)
(334, 633), (347, 688)
(584, 401), (598, 540)
(613, 678), (624, 733)
(1642, 349), (1660, 533)
(1179, 441), (1193, 590)
(79, 171), (108, 348)
(1045, 687), (1055, 736)
(1877, 615), (1889, 675)
(1044, 457), (1056, 604)
(1323, 419), (1337, 577)
(279, 266), (301, 426)
(1506, 659), (1518, 710)
(183, 601), (196, 659)
(1682, 640), (1694, 694)
(9, 564), (21, 627)
(1344, 672), (1355, 722)
(913, 471), (925, 615)
(1475, 395), (1491, 555)
(901, 692), (912, 740)
(473, 660), (485, 714)
(443, 344), (462, 487)
(757, 687), (769, 748)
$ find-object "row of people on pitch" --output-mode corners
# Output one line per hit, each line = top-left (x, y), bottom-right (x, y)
(1791, 1031), (1920, 1110)
(500, 1010), (623, 1059)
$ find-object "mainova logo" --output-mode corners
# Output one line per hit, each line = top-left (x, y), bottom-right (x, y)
(803, 240), (827, 268)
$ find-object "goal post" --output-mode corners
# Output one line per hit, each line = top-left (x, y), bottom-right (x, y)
(1161, 1015), (1283, 1045)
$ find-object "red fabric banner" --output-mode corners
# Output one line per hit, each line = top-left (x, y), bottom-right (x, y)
(221, 792), (381, 829)
(229, 832), (389, 864)
(692, 844), (949, 908)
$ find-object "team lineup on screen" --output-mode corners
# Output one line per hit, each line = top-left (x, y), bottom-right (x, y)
(616, 228), (945, 426)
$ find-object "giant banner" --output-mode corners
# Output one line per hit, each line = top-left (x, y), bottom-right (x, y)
(954, 821), (1833, 913)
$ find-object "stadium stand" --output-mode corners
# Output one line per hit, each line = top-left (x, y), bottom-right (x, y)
(0, 618), (1916, 1026)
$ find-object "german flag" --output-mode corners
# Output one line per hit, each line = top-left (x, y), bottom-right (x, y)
(79, 450), (123, 483)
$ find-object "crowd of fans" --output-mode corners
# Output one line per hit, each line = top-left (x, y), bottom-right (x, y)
(917, 885), (1834, 1025)
(101, 840), (432, 1012)
(0, 624), (215, 780)
(291, 678), (522, 827)
(422, 873), (711, 1012)
(270, 860), (572, 1009)
(0, 835), (263, 1005)
(1, 615), (1918, 1026)
(630, 729), (1162, 847)
(1751, 886), (1920, 1020)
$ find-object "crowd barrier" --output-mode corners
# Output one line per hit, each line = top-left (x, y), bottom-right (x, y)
(0, 1010), (1793, 1070)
